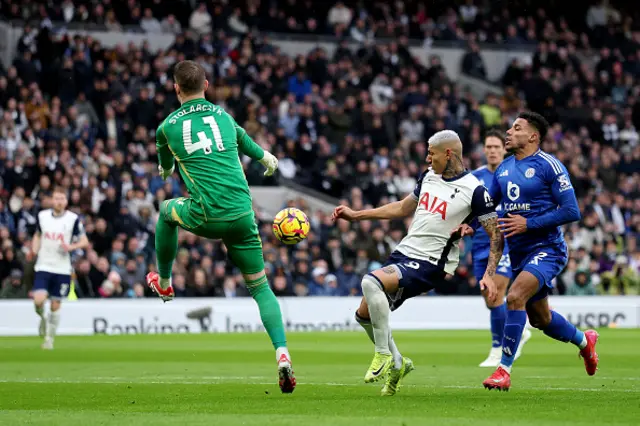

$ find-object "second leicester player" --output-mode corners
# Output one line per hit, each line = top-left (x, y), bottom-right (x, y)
(147, 60), (295, 393)
(471, 130), (531, 367)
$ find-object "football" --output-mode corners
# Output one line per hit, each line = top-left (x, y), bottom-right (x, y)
(272, 208), (310, 245)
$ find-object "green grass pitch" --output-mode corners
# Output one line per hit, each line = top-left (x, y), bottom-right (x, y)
(1, 329), (639, 425)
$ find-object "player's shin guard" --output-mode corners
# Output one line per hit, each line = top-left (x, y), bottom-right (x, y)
(361, 275), (391, 355)
(246, 277), (287, 350)
(543, 311), (586, 348)
(489, 303), (507, 348)
(155, 217), (178, 286)
(499, 310), (527, 372)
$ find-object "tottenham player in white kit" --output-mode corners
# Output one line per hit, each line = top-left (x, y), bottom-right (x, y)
(332, 130), (504, 396)
(31, 188), (89, 349)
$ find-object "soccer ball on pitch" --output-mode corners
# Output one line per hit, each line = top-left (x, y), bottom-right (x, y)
(272, 208), (310, 245)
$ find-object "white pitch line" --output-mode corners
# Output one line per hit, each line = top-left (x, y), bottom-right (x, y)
(525, 375), (640, 381)
(0, 378), (638, 392)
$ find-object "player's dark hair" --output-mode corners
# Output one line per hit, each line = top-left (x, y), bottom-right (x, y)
(173, 60), (206, 95)
(484, 129), (506, 146)
(517, 111), (549, 142)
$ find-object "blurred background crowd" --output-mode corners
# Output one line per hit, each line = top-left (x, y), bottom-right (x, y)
(0, 0), (638, 299)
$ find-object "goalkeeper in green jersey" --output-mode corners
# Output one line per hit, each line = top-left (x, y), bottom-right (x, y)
(146, 60), (295, 393)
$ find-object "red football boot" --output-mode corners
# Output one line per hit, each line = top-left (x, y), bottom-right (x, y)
(146, 272), (175, 302)
(580, 330), (599, 376)
(483, 366), (511, 391)
(277, 353), (296, 394)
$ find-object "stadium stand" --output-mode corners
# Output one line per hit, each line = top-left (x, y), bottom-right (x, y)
(0, 0), (638, 299)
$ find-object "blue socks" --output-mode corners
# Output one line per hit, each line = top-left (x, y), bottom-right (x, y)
(544, 311), (586, 347)
(500, 310), (588, 373)
(500, 310), (527, 369)
(490, 303), (507, 348)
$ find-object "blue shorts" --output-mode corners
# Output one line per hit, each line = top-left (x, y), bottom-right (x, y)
(473, 252), (512, 281)
(377, 251), (446, 311)
(33, 271), (72, 300)
(511, 244), (568, 302)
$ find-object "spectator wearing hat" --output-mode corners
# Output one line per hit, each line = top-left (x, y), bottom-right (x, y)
(0, 269), (27, 299)
(308, 266), (328, 296)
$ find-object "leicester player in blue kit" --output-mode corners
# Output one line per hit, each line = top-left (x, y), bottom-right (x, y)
(480, 112), (599, 391)
(471, 130), (531, 367)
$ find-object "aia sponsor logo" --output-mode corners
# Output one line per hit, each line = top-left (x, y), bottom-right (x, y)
(44, 232), (65, 242)
(419, 192), (448, 219)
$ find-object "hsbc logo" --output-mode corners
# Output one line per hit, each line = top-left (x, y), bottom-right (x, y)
(567, 312), (626, 328)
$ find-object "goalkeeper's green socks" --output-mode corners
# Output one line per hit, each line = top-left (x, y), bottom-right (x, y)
(155, 217), (178, 289)
(246, 276), (288, 351)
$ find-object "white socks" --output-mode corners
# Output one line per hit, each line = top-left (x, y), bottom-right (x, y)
(578, 334), (588, 349)
(361, 275), (392, 356)
(47, 310), (60, 340)
(35, 305), (44, 318)
(355, 313), (376, 342)
(159, 277), (172, 290)
(499, 363), (512, 374)
(388, 335), (403, 369)
(276, 347), (291, 363)
(355, 313), (403, 369)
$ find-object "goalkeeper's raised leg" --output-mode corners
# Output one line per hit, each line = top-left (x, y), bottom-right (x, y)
(147, 60), (294, 393)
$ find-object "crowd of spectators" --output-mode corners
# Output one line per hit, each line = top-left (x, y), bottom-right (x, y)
(2, 0), (639, 48)
(0, 0), (638, 299)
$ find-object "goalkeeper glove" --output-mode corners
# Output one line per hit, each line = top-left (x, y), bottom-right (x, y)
(258, 150), (278, 177)
(158, 164), (175, 180)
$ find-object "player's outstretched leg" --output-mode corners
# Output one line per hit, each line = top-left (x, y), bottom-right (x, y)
(147, 215), (177, 301)
(360, 274), (395, 383)
(355, 300), (414, 395)
(527, 299), (599, 376)
(224, 212), (294, 393)
(43, 300), (61, 350)
(244, 272), (295, 393)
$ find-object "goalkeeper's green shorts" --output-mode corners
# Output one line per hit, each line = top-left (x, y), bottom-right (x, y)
(160, 197), (264, 274)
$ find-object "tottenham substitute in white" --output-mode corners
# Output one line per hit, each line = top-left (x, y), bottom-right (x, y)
(31, 187), (89, 349)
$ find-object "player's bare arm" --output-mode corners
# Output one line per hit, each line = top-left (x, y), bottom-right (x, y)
(451, 223), (474, 238)
(480, 215), (504, 278)
(331, 194), (418, 222)
(61, 234), (90, 253)
(478, 214), (502, 303)
(31, 232), (41, 256)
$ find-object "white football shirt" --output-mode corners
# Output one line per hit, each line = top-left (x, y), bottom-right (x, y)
(395, 170), (497, 274)
(34, 209), (85, 275)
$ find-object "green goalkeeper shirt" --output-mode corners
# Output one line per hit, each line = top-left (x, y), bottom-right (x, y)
(156, 98), (265, 221)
